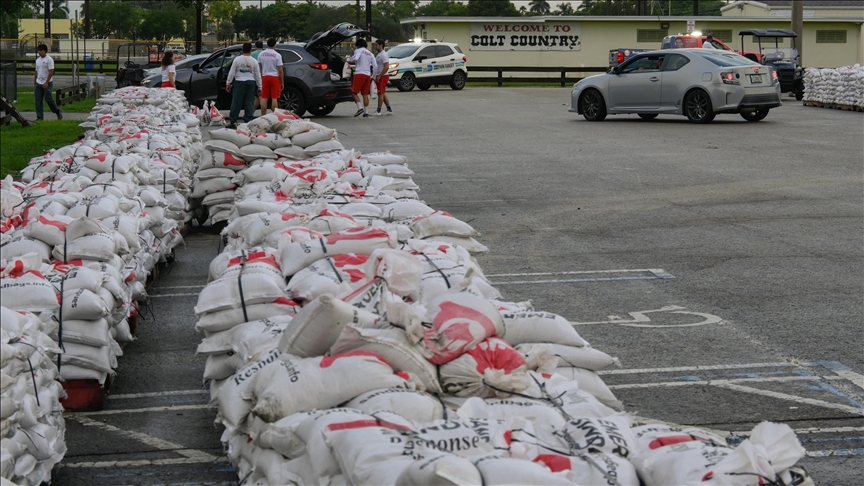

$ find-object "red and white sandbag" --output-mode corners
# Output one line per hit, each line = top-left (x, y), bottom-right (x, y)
(420, 290), (506, 365)
(278, 226), (396, 278)
(439, 337), (530, 398)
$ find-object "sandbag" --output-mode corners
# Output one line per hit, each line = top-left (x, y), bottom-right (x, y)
(421, 290), (506, 365)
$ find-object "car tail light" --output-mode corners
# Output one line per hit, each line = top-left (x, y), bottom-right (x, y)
(720, 71), (738, 85)
(617, 52), (624, 64)
(309, 63), (328, 70)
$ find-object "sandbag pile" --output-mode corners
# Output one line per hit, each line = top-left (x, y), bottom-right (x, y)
(1, 86), (204, 387)
(192, 118), (812, 485)
(0, 307), (66, 486)
(803, 64), (864, 107)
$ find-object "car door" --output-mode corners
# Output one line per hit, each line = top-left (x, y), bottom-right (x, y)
(659, 53), (691, 111)
(216, 49), (242, 109)
(434, 45), (457, 80)
(414, 45), (437, 81)
(186, 51), (225, 105)
(607, 54), (665, 110)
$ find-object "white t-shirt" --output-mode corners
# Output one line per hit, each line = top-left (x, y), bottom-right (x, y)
(226, 54), (262, 87)
(161, 64), (176, 84)
(35, 54), (54, 85)
(347, 47), (377, 76)
(702, 41), (716, 49)
(258, 48), (283, 77)
(375, 50), (390, 77)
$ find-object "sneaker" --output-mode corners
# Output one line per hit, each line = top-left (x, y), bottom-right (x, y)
(226, 123), (237, 129)
(56, 110), (63, 120)
(370, 111), (382, 116)
(354, 109), (364, 117)
(362, 113), (369, 118)
(384, 109), (393, 116)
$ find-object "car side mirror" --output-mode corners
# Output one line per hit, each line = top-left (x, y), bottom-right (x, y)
(192, 63), (200, 72)
(610, 66), (620, 75)
(414, 56), (426, 62)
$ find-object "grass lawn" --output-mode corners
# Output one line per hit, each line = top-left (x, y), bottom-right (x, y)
(14, 89), (98, 113)
(465, 81), (572, 88)
(0, 120), (84, 178)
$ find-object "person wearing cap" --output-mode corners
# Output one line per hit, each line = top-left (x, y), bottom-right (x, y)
(34, 44), (62, 120)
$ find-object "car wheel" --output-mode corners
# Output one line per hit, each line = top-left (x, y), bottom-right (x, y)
(417, 83), (431, 91)
(279, 86), (306, 117)
(638, 113), (658, 120)
(740, 108), (769, 122)
(580, 89), (607, 121)
(307, 105), (335, 117)
(397, 73), (416, 92)
(794, 83), (804, 101)
(684, 90), (715, 124)
(450, 70), (466, 90)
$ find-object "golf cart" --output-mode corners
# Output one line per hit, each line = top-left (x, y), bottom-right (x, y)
(115, 42), (163, 88)
(739, 29), (804, 100)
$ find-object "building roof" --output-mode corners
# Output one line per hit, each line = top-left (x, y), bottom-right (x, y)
(402, 15), (863, 25)
(758, 0), (864, 6)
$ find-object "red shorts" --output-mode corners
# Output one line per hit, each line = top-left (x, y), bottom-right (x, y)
(161, 81), (173, 88)
(352, 73), (371, 95)
(375, 75), (390, 95)
(261, 76), (281, 99)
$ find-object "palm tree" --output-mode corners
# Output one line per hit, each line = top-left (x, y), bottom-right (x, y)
(528, 0), (551, 15)
(556, 2), (576, 15)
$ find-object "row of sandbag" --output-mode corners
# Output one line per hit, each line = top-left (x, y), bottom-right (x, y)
(0, 307), (66, 486)
(190, 117), (810, 485)
(0, 87), (204, 485)
(803, 64), (864, 107)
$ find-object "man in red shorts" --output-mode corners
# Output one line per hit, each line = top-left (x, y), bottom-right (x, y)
(347, 38), (377, 117)
(257, 38), (283, 116)
(371, 39), (393, 116)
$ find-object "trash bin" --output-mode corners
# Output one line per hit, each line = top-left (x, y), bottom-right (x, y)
(84, 56), (94, 70)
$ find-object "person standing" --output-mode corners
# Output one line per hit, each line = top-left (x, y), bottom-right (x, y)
(371, 39), (393, 116)
(225, 43), (262, 128)
(702, 35), (717, 49)
(346, 38), (377, 117)
(34, 44), (62, 121)
(161, 50), (176, 88)
(257, 38), (283, 116)
(251, 40), (264, 113)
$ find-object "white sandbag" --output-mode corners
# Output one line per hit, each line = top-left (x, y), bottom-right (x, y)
(304, 139), (344, 156)
(195, 298), (300, 334)
(199, 150), (248, 170)
(209, 128), (252, 147)
(703, 422), (806, 486)
(0, 272), (60, 313)
(411, 212), (479, 239)
(522, 371), (619, 419)
(204, 139), (241, 155)
(291, 128), (336, 148)
(533, 452), (640, 486)
(197, 315), (291, 362)
(421, 290), (506, 365)
(630, 440), (733, 486)
(344, 388), (444, 423)
(250, 352), (410, 423)
(216, 348), (282, 432)
(250, 132), (293, 150)
(51, 318), (111, 347)
(21, 213), (72, 246)
(53, 231), (117, 263)
(631, 423), (728, 455)
(277, 294), (380, 358)
(396, 454), (482, 486)
(471, 455), (573, 485)
(423, 235), (489, 253)
(363, 152), (407, 165)
(278, 226), (396, 278)
(501, 311), (588, 348)
(239, 144), (278, 161)
(2, 236), (53, 262)
(330, 325), (441, 393)
(517, 342), (617, 371)
(439, 337), (530, 398)
(286, 254), (366, 302)
(456, 396), (567, 430)
(551, 367), (621, 408)
(194, 272), (289, 315)
(528, 415), (637, 461)
(274, 145), (308, 160)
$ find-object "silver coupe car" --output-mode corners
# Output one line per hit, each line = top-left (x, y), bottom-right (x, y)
(570, 49), (782, 123)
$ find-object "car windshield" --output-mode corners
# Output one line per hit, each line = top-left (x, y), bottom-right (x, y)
(760, 47), (798, 62)
(387, 44), (419, 59)
(701, 52), (758, 67)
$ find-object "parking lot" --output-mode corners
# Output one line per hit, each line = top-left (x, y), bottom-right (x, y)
(54, 87), (863, 485)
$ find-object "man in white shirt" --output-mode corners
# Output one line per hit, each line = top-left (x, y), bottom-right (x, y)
(34, 44), (62, 120)
(346, 38), (377, 117)
(371, 39), (393, 116)
(702, 35), (717, 49)
(225, 43), (263, 128)
(257, 38), (284, 116)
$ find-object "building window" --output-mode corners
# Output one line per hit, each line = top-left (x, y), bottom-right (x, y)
(816, 30), (847, 43)
(637, 29), (667, 43)
(708, 30), (733, 43)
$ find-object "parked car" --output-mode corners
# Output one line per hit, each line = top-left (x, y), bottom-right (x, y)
(570, 49), (781, 123)
(384, 41), (467, 92)
(173, 23), (368, 117)
(142, 53), (209, 87)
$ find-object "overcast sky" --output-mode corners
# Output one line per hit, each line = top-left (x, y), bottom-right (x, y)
(62, 1), (585, 19)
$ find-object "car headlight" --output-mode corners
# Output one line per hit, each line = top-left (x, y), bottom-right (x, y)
(573, 80), (581, 88)
(389, 62), (399, 70)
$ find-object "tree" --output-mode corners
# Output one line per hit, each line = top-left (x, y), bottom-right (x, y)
(208, 0), (241, 26)
(467, 0), (520, 17)
(529, 0), (551, 15)
(78, 0), (144, 39)
(216, 20), (234, 44)
(555, 2), (576, 15)
(50, 0), (69, 19)
(415, 0), (470, 17)
(576, 0), (724, 16)
(139, 5), (187, 46)
(374, 0), (417, 40)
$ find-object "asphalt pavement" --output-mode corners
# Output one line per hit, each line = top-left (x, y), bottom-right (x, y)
(51, 87), (863, 485)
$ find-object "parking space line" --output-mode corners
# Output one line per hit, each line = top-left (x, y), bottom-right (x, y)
(149, 285), (206, 290)
(714, 382), (864, 416)
(60, 456), (229, 468)
(599, 362), (801, 375)
(110, 390), (209, 399)
(67, 404), (215, 416)
(486, 268), (672, 278)
(148, 293), (200, 298)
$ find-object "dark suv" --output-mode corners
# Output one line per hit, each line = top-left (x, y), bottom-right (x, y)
(175, 23), (368, 117)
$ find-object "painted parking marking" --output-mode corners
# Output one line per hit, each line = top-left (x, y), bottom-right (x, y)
(61, 456), (229, 468)
(110, 389), (209, 400)
(488, 268), (675, 286)
(569, 304), (723, 328)
(148, 293), (199, 298)
(66, 404), (215, 416)
(149, 285), (205, 290)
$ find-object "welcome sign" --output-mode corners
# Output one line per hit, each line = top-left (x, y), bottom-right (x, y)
(469, 23), (582, 51)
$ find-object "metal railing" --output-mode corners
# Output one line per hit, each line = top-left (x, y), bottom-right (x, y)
(0, 62), (16, 102)
(469, 66), (609, 87)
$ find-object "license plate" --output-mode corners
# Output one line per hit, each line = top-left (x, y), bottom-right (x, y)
(749, 74), (763, 83)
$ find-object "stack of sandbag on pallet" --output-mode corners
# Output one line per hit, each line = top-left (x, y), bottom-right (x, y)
(188, 116), (812, 485)
(1, 306), (66, 485)
(803, 64), (864, 108)
(0, 87), (203, 411)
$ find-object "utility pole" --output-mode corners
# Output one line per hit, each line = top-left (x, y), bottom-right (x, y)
(195, 2), (203, 54)
(792, 0), (804, 66)
(84, 0), (91, 38)
(356, 0), (360, 26)
(44, 0), (51, 48)
(693, 0), (699, 16)
(606, 0), (611, 16)
(365, 0), (372, 41)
